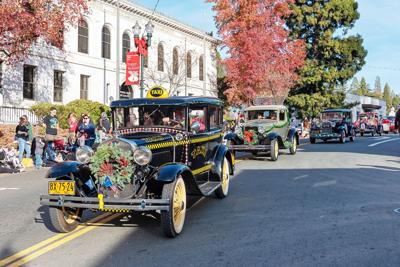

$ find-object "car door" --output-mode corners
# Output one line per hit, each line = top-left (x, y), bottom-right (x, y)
(278, 109), (289, 141)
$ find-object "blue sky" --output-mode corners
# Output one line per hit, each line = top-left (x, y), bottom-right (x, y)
(135, 0), (400, 94)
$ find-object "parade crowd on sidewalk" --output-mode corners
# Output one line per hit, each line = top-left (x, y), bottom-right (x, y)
(0, 107), (111, 173)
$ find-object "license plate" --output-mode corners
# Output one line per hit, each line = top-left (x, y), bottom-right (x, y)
(48, 181), (75, 195)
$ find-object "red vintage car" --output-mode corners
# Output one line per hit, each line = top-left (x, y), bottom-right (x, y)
(381, 116), (397, 134)
(354, 112), (382, 136)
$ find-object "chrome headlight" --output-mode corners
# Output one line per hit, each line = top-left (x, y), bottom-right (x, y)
(258, 126), (265, 134)
(76, 146), (94, 164)
(133, 146), (152, 166)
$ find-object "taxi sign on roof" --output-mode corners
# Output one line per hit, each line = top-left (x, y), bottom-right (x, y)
(147, 86), (169, 98)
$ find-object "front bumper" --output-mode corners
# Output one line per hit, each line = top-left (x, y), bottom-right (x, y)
(229, 144), (270, 152)
(40, 195), (170, 212)
(310, 132), (340, 139)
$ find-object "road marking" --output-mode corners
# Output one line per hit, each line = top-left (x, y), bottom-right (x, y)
(0, 187), (20, 191)
(368, 138), (400, 147)
(294, 175), (309, 181)
(313, 180), (337, 187)
(0, 212), (118, 267)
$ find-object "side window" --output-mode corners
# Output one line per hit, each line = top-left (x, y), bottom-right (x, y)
(209, 106), (222, 130)
(279, 110), (286, 121)
(189, 107), (207, 133)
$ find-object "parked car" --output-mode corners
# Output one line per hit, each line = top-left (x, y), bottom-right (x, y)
(354, 112), (382, 136)
(40, 96), (234, 238)
(224, 105), (298, 161)
(381, 116), (397, 134)
(310, 109), (356, 144)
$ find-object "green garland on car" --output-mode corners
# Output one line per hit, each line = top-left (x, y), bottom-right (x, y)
(89, 143), (135, 189)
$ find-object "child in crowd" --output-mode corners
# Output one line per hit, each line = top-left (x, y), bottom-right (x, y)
(5, 145), (24, 172)
(34, 137), (46, 169)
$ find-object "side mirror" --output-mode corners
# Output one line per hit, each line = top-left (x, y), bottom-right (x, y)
(191, 121), (201, 133)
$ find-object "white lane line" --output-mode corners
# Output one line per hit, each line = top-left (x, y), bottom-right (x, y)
(0, 187), (20, 191)
(313, 180), (337, 187)
(368, 138), (400, 147)
(294, 175), (309, 181)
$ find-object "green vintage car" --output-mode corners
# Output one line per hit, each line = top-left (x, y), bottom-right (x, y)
(224, 105), (299, 161)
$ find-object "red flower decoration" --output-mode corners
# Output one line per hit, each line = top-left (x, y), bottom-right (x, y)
(99, 162), (113, 176)
(244, 131), (253, 144)
(118, 157), (129, 168)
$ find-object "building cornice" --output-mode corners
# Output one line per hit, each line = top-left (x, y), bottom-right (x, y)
(100, 0), (220, 45)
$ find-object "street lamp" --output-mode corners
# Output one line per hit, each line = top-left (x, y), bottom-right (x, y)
(133, 20), (154, 98)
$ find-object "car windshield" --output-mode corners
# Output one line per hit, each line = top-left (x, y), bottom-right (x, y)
(113, 106), (186, 129)
(247, 110), (278, 121)
(321, 112), (344, 121)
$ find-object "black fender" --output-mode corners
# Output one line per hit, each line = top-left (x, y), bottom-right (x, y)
(265, 132), (285, 147)
(224, 132), (244, 145)
(46, 161), (81, 178)
(156, 163), (201, 195)
(211, 145), (235, 182)
(287, 127), (299, 145)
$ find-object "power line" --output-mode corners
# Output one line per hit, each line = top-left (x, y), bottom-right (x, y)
(365, 65), (400, 72)
(151, 0), (160, 16)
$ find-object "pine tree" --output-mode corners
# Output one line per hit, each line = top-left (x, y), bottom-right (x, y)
(358, 77), (369, 96)
(350, 77), (359, 94)
(374, 76), (382, 96)
(383, 83), (392, 110)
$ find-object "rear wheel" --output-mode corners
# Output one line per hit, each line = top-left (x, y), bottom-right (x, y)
(49, 207), (82, 233)
(270, 139), (279, 161)
(289, 137), (297, 155)
(215, 157), (230, 199)
(161, 176), (187, 238)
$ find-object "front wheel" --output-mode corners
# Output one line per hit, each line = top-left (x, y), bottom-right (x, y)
(289, 137), (297, 155)
(339, 131), (346, 143)
(161, 176), (187, 238)
(215, 157), (230, 199)
(270, 139), (279, 161)
(49, 207), (82, 233)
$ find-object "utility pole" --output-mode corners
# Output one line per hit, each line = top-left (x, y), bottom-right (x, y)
(116, 0), (120, 101)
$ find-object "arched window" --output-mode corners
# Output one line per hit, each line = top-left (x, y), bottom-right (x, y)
(186, 52), (192, 78)
(78, 20), (88, 53)
(173, 47), (179, 75)
(122, 32), (130, 63)
(101, 26), (111, 59)
(199, 55), (204, 81)
(157, 43), (164, 72)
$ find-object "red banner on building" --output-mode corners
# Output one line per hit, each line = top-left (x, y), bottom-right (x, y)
(125, 52), (140, 85)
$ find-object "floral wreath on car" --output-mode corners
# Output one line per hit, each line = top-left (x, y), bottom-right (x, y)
(239, 130), (259, 145)
(89, 143), (135, 190)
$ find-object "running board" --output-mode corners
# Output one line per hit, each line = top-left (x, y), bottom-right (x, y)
(198, 181), (221, 196)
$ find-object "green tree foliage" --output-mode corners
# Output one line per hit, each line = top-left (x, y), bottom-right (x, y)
(383, 83), (392, 110)
(392, 94), (400, 109)
(374, 76), (382, 96)
(30, 100), (110, 129)
(350, 77), (359, 94)
(357, 77), (370, 96)
(285, 0), (367, 117)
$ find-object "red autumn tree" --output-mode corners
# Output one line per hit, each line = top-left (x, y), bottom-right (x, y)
(208, 0), (305, 105)
(0, 0), (89, 62)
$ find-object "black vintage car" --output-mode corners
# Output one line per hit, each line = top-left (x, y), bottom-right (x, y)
(310, 109), (356, 144)
(40, 97), (234, 237)
(224, 105), (298, 161)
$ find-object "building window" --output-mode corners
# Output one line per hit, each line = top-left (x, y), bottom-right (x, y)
(122, 32), (130, 63)
(157, 43), (164, 72)
(54, 70), (64, 102)
(23, 65), (36, 100)
(102, 26), (111, 59)
(186, 52), (192, 78)
(78, 20), (88, 54)
(173, 47), (179, 75)
(80, 75), (89, 100)
(199, 55), (204, 81)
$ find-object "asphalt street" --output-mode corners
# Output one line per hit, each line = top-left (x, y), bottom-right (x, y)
(1, 134), (400, 267)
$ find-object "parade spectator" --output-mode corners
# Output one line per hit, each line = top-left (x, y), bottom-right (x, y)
(77, 114), (96, 147)
(302, 118), (310, 138)
(67, 113), (78, 145)
(15, 116), (31, 162)
(99, 112), (111, 133)
(42, 107), (58, 163)
(22, 115), (33, 144)
(34, 137), (45, 169)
